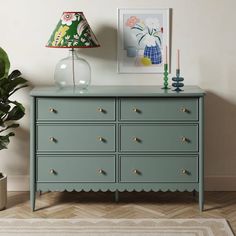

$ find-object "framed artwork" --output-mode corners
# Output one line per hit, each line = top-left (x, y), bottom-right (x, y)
(117, 8), (170, 74)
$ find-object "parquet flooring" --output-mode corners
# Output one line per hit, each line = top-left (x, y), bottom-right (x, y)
(0, 191), (235, 233)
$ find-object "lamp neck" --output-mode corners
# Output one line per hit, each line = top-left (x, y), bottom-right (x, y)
(70, 48), (76, 87)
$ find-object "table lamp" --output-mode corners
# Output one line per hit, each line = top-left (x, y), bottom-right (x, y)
(46, 12), (100, 89)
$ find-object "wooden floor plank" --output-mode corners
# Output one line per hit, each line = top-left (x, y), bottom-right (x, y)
(0, 191), (235, 233)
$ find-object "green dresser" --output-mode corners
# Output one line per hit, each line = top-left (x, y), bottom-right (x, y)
(30, 86), (205, 211)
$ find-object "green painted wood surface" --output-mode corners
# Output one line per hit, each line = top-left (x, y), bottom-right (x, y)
(120, 98), (198, 121)
(37, 155), (115, 182)
(37, 98), (115, 121)
(30, 97), (36, 211)
(37, 125), (115, 152)
(36, 182), (199, 192)
(119, 124), (198, 152)
(30, 85), (205, 211)
(119, 155), (198, 183)
(30, 86), (205, 97)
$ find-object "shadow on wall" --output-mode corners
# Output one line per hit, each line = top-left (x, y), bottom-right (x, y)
(205, 91), (236, 176)
(7, 127), (30, 175)
(77, 24), (117, 62)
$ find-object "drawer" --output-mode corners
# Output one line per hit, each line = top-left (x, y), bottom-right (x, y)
(120, 98), (198, 121)
(37, 155), (115, 182)
(120, 155), (198, 182)
(120, 124), (198, 152)
(37, 98), (115, 121)
(37, 125), (115, 152)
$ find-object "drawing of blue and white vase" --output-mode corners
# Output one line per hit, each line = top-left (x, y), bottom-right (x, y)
(143, 35), (162, 64)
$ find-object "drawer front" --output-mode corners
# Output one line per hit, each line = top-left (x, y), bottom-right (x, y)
(120, 124), (198, 152)
(37, 98), (115, 121)
(37, 155), (115, 182)
(120, 98), (198, 121)
(37, 125), (115, 152)
(120, 155), (198, 182)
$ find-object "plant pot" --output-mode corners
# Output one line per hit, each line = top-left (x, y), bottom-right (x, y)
(0, 174), (7, 210)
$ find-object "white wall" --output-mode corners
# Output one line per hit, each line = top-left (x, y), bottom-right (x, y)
(1, 0), (236, 191)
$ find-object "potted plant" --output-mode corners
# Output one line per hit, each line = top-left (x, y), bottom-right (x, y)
(0, 47), (28, 210)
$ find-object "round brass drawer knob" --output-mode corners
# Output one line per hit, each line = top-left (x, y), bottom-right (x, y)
(180, 107), (189, 113)
(182, 169), (187, 174)
(181, 136), (188, 143)
(98, 169), (104, 174)
(133, 169), (138, 174)
(49, 169), (55, 174)
(133, 108), (138, 112)
(132, 137), (139, 142)
(49, 108), (56, 113)
(97, 108), (104, 112)
(49, 137), (55, 142)
(98, 136), (104, 142)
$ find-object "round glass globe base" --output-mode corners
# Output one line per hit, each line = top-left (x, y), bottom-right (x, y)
(54, 51), (91, 89)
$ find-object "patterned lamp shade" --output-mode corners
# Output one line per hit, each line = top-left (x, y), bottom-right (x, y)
(46, 12), (100, 48)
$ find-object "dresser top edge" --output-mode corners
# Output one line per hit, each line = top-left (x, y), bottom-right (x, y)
(30, 86), (205, 97)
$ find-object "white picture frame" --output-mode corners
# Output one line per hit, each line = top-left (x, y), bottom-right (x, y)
(117, 8), (170, 74)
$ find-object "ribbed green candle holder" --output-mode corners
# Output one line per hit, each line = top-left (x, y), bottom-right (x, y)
(162, 63), (170, 90)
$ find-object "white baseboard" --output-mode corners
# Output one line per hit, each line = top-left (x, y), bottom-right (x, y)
(7, 175), (29, 191)
(5, 175), (236, 191)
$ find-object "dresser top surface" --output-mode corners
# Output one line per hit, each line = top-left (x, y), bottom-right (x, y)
(30, 86), (205, 97)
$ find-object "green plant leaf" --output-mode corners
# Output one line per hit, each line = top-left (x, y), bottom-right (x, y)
(0, 103), (11, 113)
(0, 132), (15, 150)
(9, 84), (28, 97)
(6, 103), (25, 121)
(0, 48), (27, 149)
(8, 70), (22, 80)
(0, 123), (19, 133)
(0, 48), (10, 80)
(6, 77), (28, 94)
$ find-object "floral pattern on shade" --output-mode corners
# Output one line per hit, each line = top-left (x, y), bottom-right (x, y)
(61, 13), (77, 26)
(46, 12), (100, 48)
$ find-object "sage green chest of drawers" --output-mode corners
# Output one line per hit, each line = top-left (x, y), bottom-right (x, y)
(30, 86), (205, 211)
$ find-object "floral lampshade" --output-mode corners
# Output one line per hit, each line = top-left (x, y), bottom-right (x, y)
(46, 12), (100, 89)
(46, 12), (100, 48)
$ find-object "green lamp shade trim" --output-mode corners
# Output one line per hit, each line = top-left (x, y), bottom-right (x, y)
(46, 12), (100, 48)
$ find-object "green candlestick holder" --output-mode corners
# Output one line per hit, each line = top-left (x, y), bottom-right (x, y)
(162, 63), (170, 90)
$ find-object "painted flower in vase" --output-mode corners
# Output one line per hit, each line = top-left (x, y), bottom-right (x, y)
(126, 16), (163, 65)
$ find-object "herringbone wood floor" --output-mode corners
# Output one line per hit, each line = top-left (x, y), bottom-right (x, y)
(0, 191), (235, 233)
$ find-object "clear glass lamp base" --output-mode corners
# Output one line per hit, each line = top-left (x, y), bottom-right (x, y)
(54, 49), (91, 89)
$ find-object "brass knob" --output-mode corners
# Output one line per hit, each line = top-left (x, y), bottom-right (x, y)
(98, 169), (104, 174)
(49, 169), (55, 174)
(182, 169), (187, 174)
(49, 108), (56, 113)
(133, 169), (138, 174)
(49, 137), (55, 142)
(97, 107), (104, 112)
(133, 108), (138, 112)
(97, 136), (104, 142)
(181, 136), (188, 143)
(132, 137), (139, 142)
(180, 107), (188, 113)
